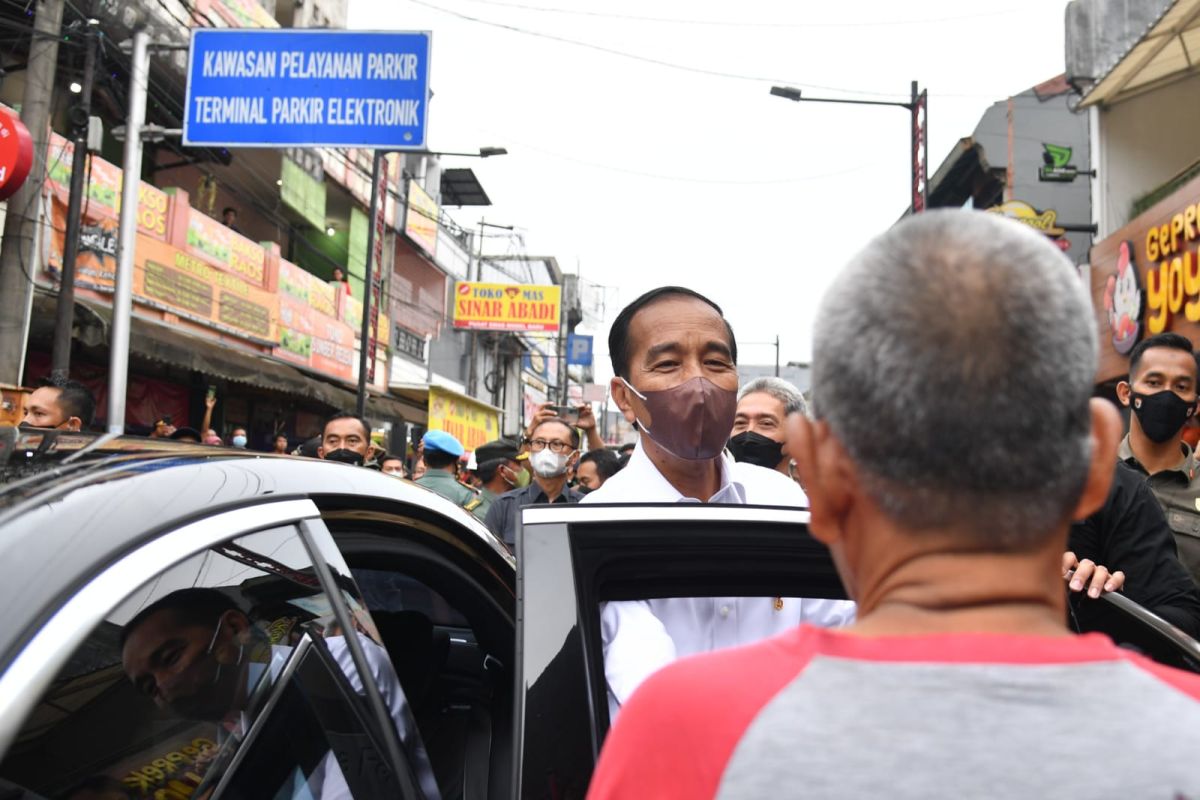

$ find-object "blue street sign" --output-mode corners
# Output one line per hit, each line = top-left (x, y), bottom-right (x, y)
(184, 29), (431, 149)
(567, 334), (594, 367)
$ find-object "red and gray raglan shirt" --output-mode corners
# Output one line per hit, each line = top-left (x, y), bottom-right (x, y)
(587, 626), (1200, 799)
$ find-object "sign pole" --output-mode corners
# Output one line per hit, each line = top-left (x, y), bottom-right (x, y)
(356, 149), (384, 419)
(107, 28), (149, 434)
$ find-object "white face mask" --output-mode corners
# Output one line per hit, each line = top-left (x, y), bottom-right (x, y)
(530, 448), (572, 478)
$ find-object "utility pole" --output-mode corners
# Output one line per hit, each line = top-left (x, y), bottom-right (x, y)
(774, 335), (780, 378)
(356, 150), (384, 418)
(107, 28), (149, 434)
(52, 12), (100, 380)
(0, 0), (65, 386)
(468, 219), (513, 398)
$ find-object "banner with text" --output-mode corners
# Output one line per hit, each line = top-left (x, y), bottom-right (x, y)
(275, 259), (353, 380)
(404, 179), (438, 258)
(47, 132), (169, 240)
(184, 29), (431, 148)
(452, 281), (561, 332)
(186, 207), (268, 287)
(428, 386), (500, 451)
(45, 198), (278, 344)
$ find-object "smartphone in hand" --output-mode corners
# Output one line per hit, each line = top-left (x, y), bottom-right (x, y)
(548, 405), (581, 424)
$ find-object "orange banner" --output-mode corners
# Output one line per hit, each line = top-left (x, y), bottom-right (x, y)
(276, 259), (354, 379)
(186, 209), (267, 287)
(46, 132), (169, 240)
(46, 198), (278, 343)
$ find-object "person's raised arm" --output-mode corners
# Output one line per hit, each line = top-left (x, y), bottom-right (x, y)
(201, 391), (216, 437)
(576, 404), (604, 452)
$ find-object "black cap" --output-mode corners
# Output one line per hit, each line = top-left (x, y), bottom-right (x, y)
(169, 427), (202, 442)
(474, 437), (520, 463)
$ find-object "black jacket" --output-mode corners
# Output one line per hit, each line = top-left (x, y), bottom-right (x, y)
(1069, 462), (1200, 639)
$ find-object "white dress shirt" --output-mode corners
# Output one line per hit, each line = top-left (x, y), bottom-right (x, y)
(583, 444), (857, 717)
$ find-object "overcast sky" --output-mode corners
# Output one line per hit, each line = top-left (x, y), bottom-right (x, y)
(348, 0), (1073, 377)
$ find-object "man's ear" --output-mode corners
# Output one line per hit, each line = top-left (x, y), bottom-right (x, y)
(610, 377), (638, 425)
(1115, 380), (1132, 408)
(317, 444), (326, 458)
(1071, 398), (1123, 520)
(64, 416), (82, 432)
(788, 414), (856, 548)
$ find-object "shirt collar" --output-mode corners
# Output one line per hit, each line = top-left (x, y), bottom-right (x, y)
(1118, 433), (1196, 479)
(525, 481), (580, 504)
(624, 442), (747, 504)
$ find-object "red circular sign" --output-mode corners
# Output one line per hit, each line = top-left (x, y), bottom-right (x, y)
(0, 107), (34, 202)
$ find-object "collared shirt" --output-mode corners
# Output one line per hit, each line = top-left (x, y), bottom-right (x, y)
(484, 480), (584, 547)
(583, 444), (857, 717)
(415, 469), (481, 514)
(1118, 434), (1200, 585)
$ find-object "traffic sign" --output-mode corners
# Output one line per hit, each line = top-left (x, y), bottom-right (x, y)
(184, 29), (431, 149)
(567, 334), (593, 366)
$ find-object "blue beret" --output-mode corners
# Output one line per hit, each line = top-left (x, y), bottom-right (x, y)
(423, 429), (464, 457)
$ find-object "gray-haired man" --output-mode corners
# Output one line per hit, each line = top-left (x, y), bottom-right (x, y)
(589, 210), (1197, 799)
(729, 376), (806, 474)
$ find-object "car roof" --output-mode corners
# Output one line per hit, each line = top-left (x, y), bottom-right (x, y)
(0, 432), (511, 667)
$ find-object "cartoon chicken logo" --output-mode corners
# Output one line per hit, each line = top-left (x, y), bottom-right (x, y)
(1104, 241), (1143, 356)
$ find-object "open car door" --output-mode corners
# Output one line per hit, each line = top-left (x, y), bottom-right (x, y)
(512, 503), (1200, 799)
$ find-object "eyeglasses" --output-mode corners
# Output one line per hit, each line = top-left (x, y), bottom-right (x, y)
(528, 438), (573, 453)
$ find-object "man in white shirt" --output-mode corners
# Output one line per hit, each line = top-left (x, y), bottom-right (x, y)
(582, 286), (855, 716)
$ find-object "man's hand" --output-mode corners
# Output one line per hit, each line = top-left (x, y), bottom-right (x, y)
(576, 404), (597, 431)
(1062, 551), (1125, 599)
(525, 403), (560, 439)
(205, 393), (217, 411)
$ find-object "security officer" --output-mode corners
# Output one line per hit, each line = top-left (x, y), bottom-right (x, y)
(471, 437), (527, 523)
(1115, 332), (1200, 584)
(415, 430), (482, 515)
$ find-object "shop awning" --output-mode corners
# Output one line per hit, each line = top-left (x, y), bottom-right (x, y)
(34, 294), (419, 420)
(1078, 0), (1200, 108)
(439, 168), (492, 206)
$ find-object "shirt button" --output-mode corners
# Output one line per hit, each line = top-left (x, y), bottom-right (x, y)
(719, 605), (731, 618)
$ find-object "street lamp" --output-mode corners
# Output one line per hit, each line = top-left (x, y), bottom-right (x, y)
(412, 146), (508, 159)
(770, 82), (928, 212)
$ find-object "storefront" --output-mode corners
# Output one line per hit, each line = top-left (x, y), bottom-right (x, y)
(1090, 172), (1200, 385)
(23, 132), (416, 444)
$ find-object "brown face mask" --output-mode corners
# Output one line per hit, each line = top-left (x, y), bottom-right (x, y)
(621, 376), (738, 460)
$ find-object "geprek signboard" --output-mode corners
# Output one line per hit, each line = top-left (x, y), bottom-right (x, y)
(453, 281), (561, 332)
(184, 29), (431, 148)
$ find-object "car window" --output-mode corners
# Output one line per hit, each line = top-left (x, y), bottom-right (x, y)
(0, 524), (434, 800)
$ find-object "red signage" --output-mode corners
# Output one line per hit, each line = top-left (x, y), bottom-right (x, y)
(0, 107), (33, 201)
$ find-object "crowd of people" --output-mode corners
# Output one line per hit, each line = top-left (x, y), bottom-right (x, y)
(16, 207), (1200, 795)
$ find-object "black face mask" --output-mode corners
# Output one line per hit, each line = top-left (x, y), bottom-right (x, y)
(17, 420), (64, 431)
(727, 431), (785, 469)
(1131, 390), (1197, 443)
(576, 485), (593, 496)
(323, 448), (365, 466)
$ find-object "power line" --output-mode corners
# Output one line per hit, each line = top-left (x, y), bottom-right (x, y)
(402, 0), (912, 100)
(439, 0), (1025, 29)
(497, 135), (893, 185)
